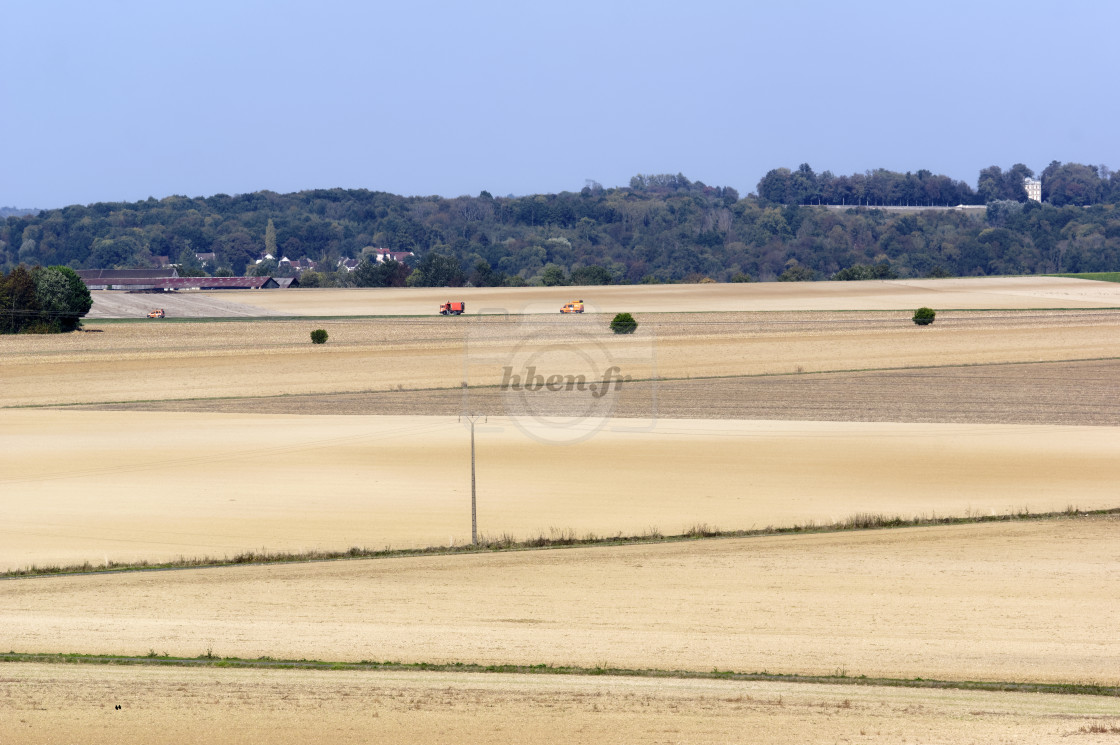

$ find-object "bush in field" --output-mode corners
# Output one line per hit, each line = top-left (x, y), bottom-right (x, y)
(912, 307), (936, 325)
(310, 329), (328, 344)
(610, 312), (638, 334)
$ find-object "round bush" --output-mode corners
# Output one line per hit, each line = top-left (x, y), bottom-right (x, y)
(310, 329), (329, 344)
(912, 307), (936, 326)
(610, 312), (638, 334)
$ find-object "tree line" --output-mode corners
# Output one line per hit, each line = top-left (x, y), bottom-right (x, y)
(3, 162), (1120, 286)
(756, 162), (1120, 208)
(0, 265), (93, 333)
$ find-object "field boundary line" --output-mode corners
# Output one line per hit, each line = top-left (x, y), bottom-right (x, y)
(1, 652), (1116, 697)
(4, 508), (1117, 580)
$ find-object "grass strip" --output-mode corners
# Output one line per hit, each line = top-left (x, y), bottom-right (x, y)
(4, 507), (1117, 580)
(1, 652), (1115, 697)
(1050, 272), (1120, 283)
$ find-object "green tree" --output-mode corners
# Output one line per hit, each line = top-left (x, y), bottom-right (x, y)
(310, 329), (328, 344)
(569, 265), (612, 285)
(609, 312), (638, 334)
(0, 266), (41, 333)
(778, 263), (816, 282)
(176, 247), (206, 277)
(539, 263), (568, 286)
(265, 219), (278, 258)
(250, 258), (277, 277)
(832, 261), (897, 281)
(89, 236), (143, 268)
(1042, 161), (1104, 206)
(912, 307), (936, 325)
(407, 252), (464, 287)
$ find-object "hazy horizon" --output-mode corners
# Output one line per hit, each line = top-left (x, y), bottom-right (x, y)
(3, 0), (1117, 210)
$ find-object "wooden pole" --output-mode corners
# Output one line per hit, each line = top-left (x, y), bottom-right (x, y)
(470, 416), (477, 545)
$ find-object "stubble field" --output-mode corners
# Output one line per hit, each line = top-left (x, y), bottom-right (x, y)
(8, 664), (1120, 745)
(5, 518), (1120, 685)
(3, 277), (1120, 742)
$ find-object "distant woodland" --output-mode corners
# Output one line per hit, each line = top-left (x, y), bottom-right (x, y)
(4, 161), (1120, 285)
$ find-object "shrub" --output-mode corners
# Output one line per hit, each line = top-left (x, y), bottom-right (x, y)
(610, 312), (638, 334)
(912, 307), (936, 325)
(310, 329), (329, 344)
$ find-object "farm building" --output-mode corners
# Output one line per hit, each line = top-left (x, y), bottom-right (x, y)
(76, 271), (280, 291)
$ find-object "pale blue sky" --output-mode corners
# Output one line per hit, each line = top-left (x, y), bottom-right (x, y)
(2, 0), (1116, 208)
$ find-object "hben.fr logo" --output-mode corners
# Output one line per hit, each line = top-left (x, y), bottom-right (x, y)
(499, 365), (630, 399)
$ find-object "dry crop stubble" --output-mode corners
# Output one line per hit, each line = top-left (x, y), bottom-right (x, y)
(3, 411), (1120, 569)
(5, 664), (1119, 745)
(6, 664), (1120, 745)
(3, 518), (1119, 685)
(5, 311), (1120, 406)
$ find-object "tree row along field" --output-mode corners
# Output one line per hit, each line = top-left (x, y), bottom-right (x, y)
(5, 665), (1119, 745)
(2, 411), (1118, 569)
(4, 519), (1118, 687)
(5, 310), (1120, 407)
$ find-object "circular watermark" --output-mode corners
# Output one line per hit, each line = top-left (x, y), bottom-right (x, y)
(464, 309), (656, 445)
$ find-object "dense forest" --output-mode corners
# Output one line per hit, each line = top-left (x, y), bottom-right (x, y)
(3, 162), (1120, 286)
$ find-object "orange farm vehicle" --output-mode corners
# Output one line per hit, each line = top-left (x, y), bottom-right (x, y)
(147, 309), (165, 318)
(440, 301), (466, 315)
(560, 299), (584, 313)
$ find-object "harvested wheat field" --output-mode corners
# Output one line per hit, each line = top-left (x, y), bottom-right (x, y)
(5, 309), (1120, 407)
(4, 518), (1119, 685)
(7, 281), (1120, 739)
(124, 276), (1120, 318)
(99, 358), (1120, 427)
(4, 664), (1120, 745)
(3, 410), (1120, 570)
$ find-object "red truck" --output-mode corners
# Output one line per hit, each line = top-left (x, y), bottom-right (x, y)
(439, 301), (466, 315)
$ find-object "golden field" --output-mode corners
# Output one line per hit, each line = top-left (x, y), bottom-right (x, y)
(3, 412), (1119, 570)
(3, 279), (1120, 742)
(4, 308), (1120, 407)
(4, 664), (1119, 745)
(83, 275), (1120, 318)
(3, 519), (1119, 684)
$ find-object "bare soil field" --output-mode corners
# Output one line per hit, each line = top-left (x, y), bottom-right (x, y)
(100, 358), (1120, 427)
(85, 291), (285, 319)
(4, 518), (1119, 685)
(116, 276), (1120, 317)
(4, 310), (1120, 407)
(3, 411), (1119, 570)
(4, 664), (1119, 745)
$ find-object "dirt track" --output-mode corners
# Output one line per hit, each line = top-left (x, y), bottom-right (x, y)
(4, 664), (1118, 745)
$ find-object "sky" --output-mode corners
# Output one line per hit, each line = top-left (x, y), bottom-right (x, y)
(2, 0), (1118, 209)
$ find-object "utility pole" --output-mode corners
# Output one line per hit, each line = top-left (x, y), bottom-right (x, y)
(462, 413), (484, 544)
